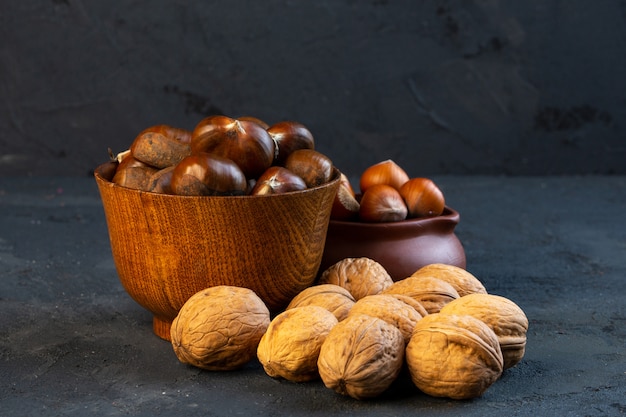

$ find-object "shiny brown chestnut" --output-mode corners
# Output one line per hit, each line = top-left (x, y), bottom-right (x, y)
(359, 159), (409, 194)
(112, 154), (158, 191)
(399, 177), (445, 218)
(251, 166), (307, 195)
(359, 184), (408, 223)
(130, 125), (192, 169)
(284, 149), (333, 188)
(191, 115), (276, 179)
(237, 116), (270, 129)
(330, 173), (360, 220)
(170, 152), (247, 196)
(267, 121), (315, 166)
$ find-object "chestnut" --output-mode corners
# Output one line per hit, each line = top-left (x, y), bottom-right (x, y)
(358, 184), (408, 223)
(251, 166), (307, 195)
(359, 159), (409, 194)
(267, 121), (315, 166)
(399, 177), (445, 218)
(170, 152), (247, 196)
(237, 115), (270, 129)
(330, 173), (360, 220)
(191, 115), (276, 179)
(284, 149), (333, 188)
(112, 154), (158, 191)
(130, 125), (192, 169)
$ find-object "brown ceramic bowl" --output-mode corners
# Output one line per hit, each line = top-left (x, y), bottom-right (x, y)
(94, 161), (340, 340)
(320, 207), (466, 281)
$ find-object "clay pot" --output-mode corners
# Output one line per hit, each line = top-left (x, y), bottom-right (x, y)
(320, 207), (466, 281)
(94, 161), (340, 340)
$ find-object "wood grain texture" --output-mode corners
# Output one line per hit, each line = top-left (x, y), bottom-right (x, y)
(95, 162), (340, 340)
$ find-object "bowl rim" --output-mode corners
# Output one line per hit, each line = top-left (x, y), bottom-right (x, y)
(327, 206), (460, 230)
(94, 160), (341, 200)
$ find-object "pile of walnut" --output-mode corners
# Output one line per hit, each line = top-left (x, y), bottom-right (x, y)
(110, 115), (334, 196)
(170, 258), (529, 401)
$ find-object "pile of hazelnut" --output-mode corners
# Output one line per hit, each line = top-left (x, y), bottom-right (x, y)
(110, 115), (334, 196)
(330, 160), (446, 222)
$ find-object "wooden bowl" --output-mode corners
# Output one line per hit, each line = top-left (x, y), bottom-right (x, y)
(320, 207), (466, 281)
(94, 161), (340, 340)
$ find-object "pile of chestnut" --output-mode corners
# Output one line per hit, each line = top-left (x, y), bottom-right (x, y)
(330, 160), (446, 223)
(111, 115), (334, 196)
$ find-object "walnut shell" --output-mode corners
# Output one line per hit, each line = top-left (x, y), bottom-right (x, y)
(406, 313), (504, 400)
(439, 293), (529, 369)
(170, 286), (270, 371)
(347, 294), (426, 344)
(411, 263), (487, 297)
(286, 284), (356, 321)
(257, 306), (338, 382)
(385, 293), (429, 318)
(317, 314), (405, 400)
(382, 275), (460, 314)
(318, 257), (393, 300)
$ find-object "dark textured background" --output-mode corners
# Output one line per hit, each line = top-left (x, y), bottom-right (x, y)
(1, 1), (625, 177)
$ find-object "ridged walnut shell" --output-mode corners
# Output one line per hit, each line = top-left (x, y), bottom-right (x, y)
(257, 306), (338, 382)
(410, 263), (487, 297)
(318, 257), (393, 300)
(317, 314), (405, 400)
(382, 275), (460, 314)
(286, 284), (356, 321)
(347, 294), (426, 344)
(170, 286), (270, 371)
(439, 293), (528, 369)
(406, 313), (504, 400)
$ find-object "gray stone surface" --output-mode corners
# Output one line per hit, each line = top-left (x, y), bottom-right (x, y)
(1, 174), (625, 416)
(1, 1), (625, 177)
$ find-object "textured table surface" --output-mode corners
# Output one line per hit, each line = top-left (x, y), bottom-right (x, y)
(1, 175), (625, 417)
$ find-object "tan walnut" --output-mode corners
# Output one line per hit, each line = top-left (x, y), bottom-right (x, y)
(170, 285), (270, 371)
(257, 306), (338, 382)
(347, 294), (426, 344)
(406, 313), (504, 400)
(439, 293), (529, 369)
(318, 257), (393, 300)
(317, 314), (405, 400)
(410, 263), (487, 297)
(286, 284), (356, 321)
(382, 275), (459, 314)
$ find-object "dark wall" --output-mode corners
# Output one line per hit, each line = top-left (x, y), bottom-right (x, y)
(1, 1), (624, 177)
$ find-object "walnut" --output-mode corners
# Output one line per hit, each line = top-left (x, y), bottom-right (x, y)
(347, 294), (426, 344)
(405, 313), (504, 400)
(257, 306), (338, 382)
(317, 314), (405, 400)
(439, 293), (529, 369)
(318, 257), (393, 300)
(410, 263), (487, 297)
(170, 285), (270, 371)
(286, 284), (355, 321)
(382, 275), (459, 314)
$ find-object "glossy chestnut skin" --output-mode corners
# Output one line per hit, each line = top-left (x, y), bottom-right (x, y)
(112, 155), (158, 191)
(284, 149), (333, 188)
(359, 184), (408, 222)
(191, 115), (276, 179)
(330, 173), (360, 220)
(399, 177), (445, 218)
(170, 152), (247, 196)
(267, 121), (315, 166)
(251, 166), (307, 195)
(130, 125), (192, 169)
(359, 159), (410, 194)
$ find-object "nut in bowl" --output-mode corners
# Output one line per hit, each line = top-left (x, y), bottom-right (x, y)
(321, 160), (466, 281)
(94, 115), (341, 341)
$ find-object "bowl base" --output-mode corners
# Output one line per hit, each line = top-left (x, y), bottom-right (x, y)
(153, 316), (172, 341)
